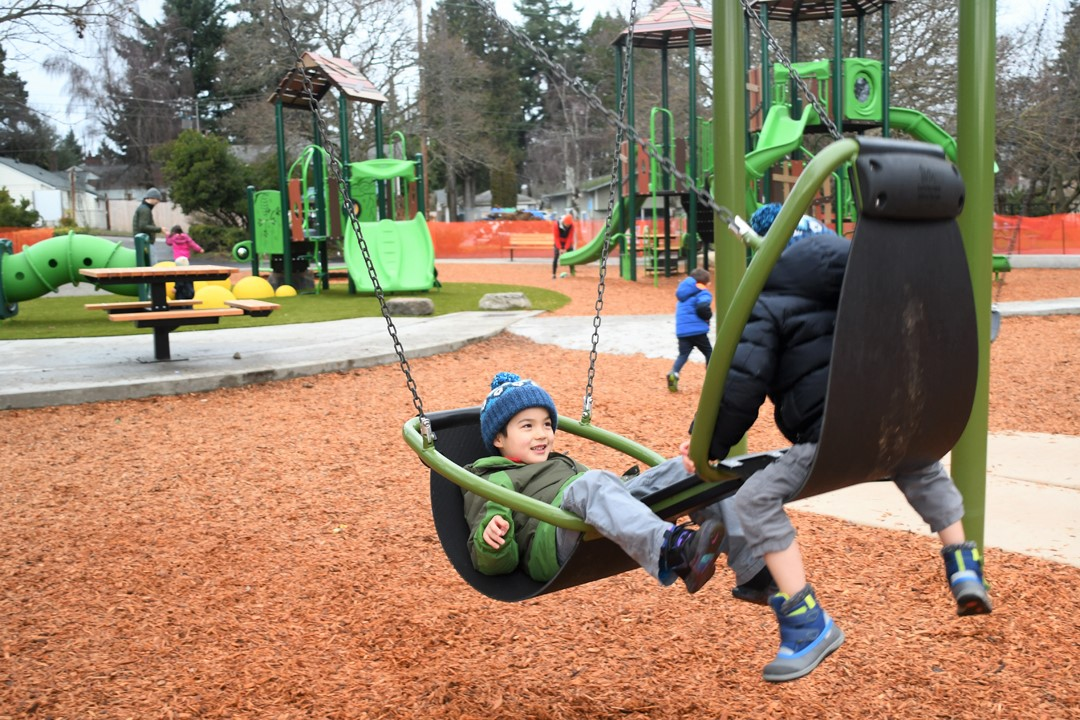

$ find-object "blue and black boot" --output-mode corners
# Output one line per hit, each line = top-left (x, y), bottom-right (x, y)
(661, 520), (724, 594)
(763, 584), (845, 683)
(942, 541), (992, 616)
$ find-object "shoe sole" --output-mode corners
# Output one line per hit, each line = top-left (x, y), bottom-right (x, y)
(953, 580), (993, 616)
(683, 521), (725, 594)
(957, 595), (993, 616)
(763, 622), (845, 683)
(667, 375), (678, 392)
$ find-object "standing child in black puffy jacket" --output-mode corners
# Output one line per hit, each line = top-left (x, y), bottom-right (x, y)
(680, 206), (992, 684)
(667, 268), (713, 392)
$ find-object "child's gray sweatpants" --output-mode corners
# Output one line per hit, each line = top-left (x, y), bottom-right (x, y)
(732, 442), (966, 558)
(555, 456), (764, 586)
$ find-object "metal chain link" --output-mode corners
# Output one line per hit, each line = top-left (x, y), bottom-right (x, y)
(579, 0), (638, 423)
(272, 0), (430, 436)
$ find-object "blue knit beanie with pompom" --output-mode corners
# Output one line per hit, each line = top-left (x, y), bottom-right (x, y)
(480, 372), (558, 453)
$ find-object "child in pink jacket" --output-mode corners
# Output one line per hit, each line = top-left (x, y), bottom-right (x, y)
(166, 225), (203, 262)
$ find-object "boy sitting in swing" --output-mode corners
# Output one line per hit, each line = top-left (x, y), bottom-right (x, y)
(464, 372), (740, 593)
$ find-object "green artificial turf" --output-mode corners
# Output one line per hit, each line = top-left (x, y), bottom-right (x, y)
(0, 283), (568, 340)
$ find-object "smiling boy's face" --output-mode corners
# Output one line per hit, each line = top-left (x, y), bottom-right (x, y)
(493, 407), (555, 464)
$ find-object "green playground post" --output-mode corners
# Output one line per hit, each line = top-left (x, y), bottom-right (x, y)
(952, 0), (996, 550)
(714, 0), (748, 456)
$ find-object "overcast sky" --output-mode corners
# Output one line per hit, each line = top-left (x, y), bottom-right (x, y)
(4, 0), (1065, 155)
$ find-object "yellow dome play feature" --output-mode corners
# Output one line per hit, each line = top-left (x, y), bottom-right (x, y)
(193, 284), (236, 309)
(275, 284), (297, 297)
(232, 275), (276, 299)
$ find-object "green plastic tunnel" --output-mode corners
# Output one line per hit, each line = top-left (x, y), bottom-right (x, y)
(1, 233), (141, 309)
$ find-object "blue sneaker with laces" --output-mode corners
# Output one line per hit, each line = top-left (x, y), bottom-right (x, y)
(942, 541), (992, 616)
(763, 584), (845, 683)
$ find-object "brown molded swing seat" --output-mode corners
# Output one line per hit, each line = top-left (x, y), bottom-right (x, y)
(424, 137), (977, 602)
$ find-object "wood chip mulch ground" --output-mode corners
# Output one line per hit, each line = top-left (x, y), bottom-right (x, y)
(1, 264), (1078, 719)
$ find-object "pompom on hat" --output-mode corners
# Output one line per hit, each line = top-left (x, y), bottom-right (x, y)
(750, 202), (834, 249)
(480, 372), (558, 452)
(750, 202), (782, 236)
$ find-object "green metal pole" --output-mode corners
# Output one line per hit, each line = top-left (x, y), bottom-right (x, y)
(714, 0), (748, 454)
(275, 100), (292, 291)
(628, 43), (637, 282)
(375, 105), (386, 218)
(687, 33), (698, 272)
(882, 4), (891, 137)
(246, 185), (259, 279)
(952, 0), (995, 550)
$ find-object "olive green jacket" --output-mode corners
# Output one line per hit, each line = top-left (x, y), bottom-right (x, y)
(462, 453), (587, 581)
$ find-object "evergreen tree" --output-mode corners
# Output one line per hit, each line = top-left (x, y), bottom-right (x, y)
(162, 0), (231, 131)
(55, 130), (84, 170)
(0, 44), (61, 170)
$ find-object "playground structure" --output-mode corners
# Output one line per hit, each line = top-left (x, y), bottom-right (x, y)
(559, 1), (974, 282)
(235, 53), (436, 295)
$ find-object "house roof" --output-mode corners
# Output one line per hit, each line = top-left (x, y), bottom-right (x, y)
(0, 157), (69, 190)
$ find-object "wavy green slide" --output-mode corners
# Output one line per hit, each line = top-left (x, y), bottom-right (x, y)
(344, 213), (436, 292)
(558, 195), (631, 267)
(1, 233), (141, 318)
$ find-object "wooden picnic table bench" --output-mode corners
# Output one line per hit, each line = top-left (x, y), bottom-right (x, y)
(84, 299), (200, 312)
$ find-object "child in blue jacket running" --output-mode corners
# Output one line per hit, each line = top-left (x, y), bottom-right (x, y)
(667, 268), (713, 392)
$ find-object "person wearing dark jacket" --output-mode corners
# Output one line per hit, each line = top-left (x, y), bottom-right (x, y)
(132, 188), (165, 264)
(681, 206), (992, 683)
(667, 268), (713, 392)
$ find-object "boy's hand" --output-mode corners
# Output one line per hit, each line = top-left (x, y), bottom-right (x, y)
(679, 439), (696, 474)
(483, 515), (510, 549)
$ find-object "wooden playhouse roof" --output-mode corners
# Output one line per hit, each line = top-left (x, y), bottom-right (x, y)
(268, 52), (388, 108)
(613, 0), (897, 49)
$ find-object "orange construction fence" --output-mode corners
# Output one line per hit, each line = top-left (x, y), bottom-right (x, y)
(994, 214), (1080, 255)
(0, 227), (54, 253)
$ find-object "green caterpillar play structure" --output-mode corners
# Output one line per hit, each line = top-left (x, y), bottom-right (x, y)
(0, 233), (142, 319)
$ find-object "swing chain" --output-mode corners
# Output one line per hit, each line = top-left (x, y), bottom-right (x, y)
(741, 0), (844, 143)
(581, 0), (638, 424)
(271, 0), (429, 427)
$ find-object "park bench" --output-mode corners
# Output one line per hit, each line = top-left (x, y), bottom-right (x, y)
(84, 299), (200, 313)
(506, 232), (551, 261)
(225, 299), (281, 317)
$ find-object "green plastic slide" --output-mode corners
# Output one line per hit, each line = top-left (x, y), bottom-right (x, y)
(745, 104), (813, 180)
(343, 213), (436, 293)
(557, 195), (630, 267)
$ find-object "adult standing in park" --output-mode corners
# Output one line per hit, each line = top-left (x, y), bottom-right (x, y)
(133, 188), (165, 265)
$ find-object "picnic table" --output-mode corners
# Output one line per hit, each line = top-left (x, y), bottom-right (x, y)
(79, 265), (279, 362)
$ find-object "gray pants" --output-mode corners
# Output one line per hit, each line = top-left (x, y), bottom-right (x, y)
(732, 442), (966, 558)
(555, 457), (764, 586)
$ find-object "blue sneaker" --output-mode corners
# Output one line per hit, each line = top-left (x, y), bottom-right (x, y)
(661, 520), (724, 594)
(942, 541), (992, 616)
(763, 584), (845, 683)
